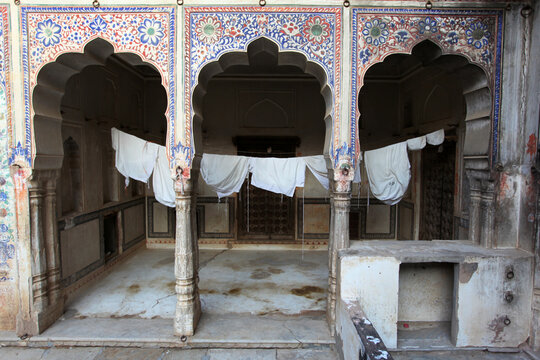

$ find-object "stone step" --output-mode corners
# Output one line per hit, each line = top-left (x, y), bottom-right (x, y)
(0, 347), (339, 360)
(0, 314), (335, 350)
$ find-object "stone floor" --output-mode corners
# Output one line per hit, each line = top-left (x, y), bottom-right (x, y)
(67, 248), (328, 319)
(0, 347), (338, 359)
(1, 347), (538, 359)
(0, 248), (333, 351)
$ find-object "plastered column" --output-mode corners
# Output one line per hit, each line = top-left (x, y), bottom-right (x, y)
(467, 175), (482, 246)
(42, 170), (62, 306)
(27, 176), (49, 314)
(174, 177), (201, 336)
(480, 179), (495, 248)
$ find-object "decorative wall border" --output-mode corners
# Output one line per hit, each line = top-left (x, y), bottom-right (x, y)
(0, 5), (16, 277)
(351, 7), (503, 165)
(183, 6), (342, 168)
(17, 6), (176, 168)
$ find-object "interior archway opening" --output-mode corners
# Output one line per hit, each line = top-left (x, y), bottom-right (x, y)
(191, 37), (331, 322)
(354, 40), (491, 348)
(32, 38), (175, 325)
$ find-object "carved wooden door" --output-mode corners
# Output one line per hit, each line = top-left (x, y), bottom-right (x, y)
(420, 140), (455, 240)
(236, 136), (298, 241)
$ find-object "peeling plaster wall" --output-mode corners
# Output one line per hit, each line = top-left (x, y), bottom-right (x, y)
(496, 5), (536, 252)
(340, 242), (533, 349)
(526, 0), (540, 350)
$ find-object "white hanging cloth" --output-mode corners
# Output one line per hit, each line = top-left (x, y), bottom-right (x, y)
(153, 146), (176, 208)
(406, 135), (427, 151)
(111, 127), (159, 186)
(250, 157), (306, 197)
(304, 155), (330, 190)
(426, 129), (445, 145)
(364, 141), (410, 205)
(200, 154), (251, 198)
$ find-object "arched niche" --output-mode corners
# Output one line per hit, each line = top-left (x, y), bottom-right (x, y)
(357, 40), (491, 241)
(184, 7), (341, 170)
(352, 8), (503, 171)
(191, 37), (333, 170)
(32, 38), (165, 170)
(19, 7), (175, 170)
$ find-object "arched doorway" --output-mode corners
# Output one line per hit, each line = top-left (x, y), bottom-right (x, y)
(354, 40), (493, 347)
(194, 37), (328, 244)
(189, 36), (331, 332)
(353, 40), (492, 243)
(177, 7), (342, 337)
(23, 37), (169, 335)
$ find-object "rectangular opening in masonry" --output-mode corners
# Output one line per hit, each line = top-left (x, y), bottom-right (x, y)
(103, 213), (118, 261)
(397, 262), (455, 348)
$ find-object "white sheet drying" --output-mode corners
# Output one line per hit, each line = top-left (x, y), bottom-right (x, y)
(153, 146), (176, 208)
(364, 141), (410, 205)
(250, 157), (306, 197)
(406, 135), (427, 151)
(200, 154), (251, 198)
(426, 129), (445, 145)
(304, 155), (330, 190)
(111, 127), (159, 186)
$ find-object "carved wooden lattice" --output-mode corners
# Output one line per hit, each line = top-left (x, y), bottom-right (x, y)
(420, 141), (455, 240)
(238, 176), (295, 240)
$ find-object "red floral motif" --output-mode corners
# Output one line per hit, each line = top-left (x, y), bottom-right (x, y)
(225, 25), (244, 38)
(303, 16), (331, 44)
(281, 21), (300, 36)
(256, 14), (268, 27)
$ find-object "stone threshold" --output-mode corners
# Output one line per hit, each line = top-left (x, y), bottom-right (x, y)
(0, 314), (334, 350)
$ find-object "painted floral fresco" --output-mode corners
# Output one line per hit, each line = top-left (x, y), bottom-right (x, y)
(184, 7), (342, 166)
(18, 6), (176, 168)
(0, 5), (15, 278)
(352, 8), (503, 164)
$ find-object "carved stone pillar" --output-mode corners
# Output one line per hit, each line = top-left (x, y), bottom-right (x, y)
(327, 160), (353, 335)
(174, 178), (201, 336)
(27, 176), (49, 314)
(467, 175), (482, 245)
(21, 170), (65, 335)
(480, 179), (495, 248)
(327, 188), (351, 333)
(42, 170), (62, 305)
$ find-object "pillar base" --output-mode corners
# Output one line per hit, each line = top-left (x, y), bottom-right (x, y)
(174, 294), (201, 337)
(16, 300), (64, 337)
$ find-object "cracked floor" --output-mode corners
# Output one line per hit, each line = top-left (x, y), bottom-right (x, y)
(66, 248), (328, 319)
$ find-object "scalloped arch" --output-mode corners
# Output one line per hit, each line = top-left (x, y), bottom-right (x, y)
(191, 37), (333, 169)
(32, 38), (166, 170)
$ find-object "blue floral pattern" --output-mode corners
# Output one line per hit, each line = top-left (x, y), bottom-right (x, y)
(395, 30), (410, 43)
(89, 16), (108, 32)
(36, 19), (62, 47)
(418, 17), (437, 34)
(445, 31), (459, 45)
(362, 19), (389, 46)
(138, 19), (165, 46)
(359, 48), (371, 65)
(467, 21), (491, 49)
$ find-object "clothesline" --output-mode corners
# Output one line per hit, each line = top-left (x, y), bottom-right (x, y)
(111, 127), (444, 208)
